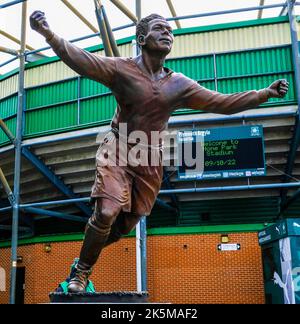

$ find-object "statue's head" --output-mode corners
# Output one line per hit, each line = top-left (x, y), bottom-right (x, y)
(136, 14), (174, 55)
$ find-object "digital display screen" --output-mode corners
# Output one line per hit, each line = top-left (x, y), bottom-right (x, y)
(177, 125), (266, 180)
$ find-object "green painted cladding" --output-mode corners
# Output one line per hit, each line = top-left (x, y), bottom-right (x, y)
(0, 94), (17, 119)
(25, 103), (78, 135)
(80, 78), (110, 97)
(166, 55), (214, 80)
(218, 73), (295, 104)
(0, 116), (16, 144)
(80, 95), (116, 124)
(26, 79), (78, 109)
(0, 44), (297, 145)
(199, 80), (216, 90)
(216, 47), (293, 77)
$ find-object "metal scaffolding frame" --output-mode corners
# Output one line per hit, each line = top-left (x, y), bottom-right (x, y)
(0, 0), (299, 303)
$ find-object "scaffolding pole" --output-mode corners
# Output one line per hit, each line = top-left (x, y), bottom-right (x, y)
(110, 0), (138, 23)
(0, 0), (25, 9)
(258, 0), (265, 19)
(0, 119), (16, 144)
(94, 0), (113, 56)
(0, 168), (14, 205)
(279, 0), (289, 16)
(0, 46), (19, 56)
(102, 5), (121, 56)
(61, 0), (98, 33)
(9, 0), (26, 305)
(0, 29), (35, 51)
(166, 0), (181, 29)
(134, 0), (147, 293)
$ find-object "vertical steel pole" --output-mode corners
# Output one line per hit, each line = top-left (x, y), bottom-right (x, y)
(135, 215), (142, 292)
(139, 216), (147, 292)
(136, 0), (147, 292)
(9, 0), (27, 304)
(134, 0), (147, 292)
(136, 0), (141, 24)
(132, 37), (143, 292)
(94, 0), (113, 56)
(0, 167), (14, 205)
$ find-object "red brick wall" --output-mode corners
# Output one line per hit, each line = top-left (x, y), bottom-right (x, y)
(0, 232), (265, 304)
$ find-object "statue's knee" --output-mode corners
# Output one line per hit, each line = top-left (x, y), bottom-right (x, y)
(90, 200), (120, 229)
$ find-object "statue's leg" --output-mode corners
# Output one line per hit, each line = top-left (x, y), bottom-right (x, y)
(104, 211), (142, 247)
(68, 197), (122, 292)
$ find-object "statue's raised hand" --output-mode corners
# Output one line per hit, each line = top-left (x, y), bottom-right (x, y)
(267, 79), (289, 99)
(30, 11), (53, 40)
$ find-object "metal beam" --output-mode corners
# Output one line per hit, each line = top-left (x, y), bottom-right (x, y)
(0, 167), (15, 205)
(10, 0), (26, 305)
(279, 1), (289, 15)
(280, 0), (300, 211)
(0, 0), (25, 9)
(0, 30), (35, 52)
(0, 56), (18, 69)
(136, 216), (147, 292)
(94, 1), (113, 56)
(23, 207), (88, 223)
(101, 5), (121, 56)
(0, 206), (12, 213)
(159, 182), (300, 195)
(136, 0), (141, 21)
(61, 0), (98, 33)
(166, 0), (181, 29)
(167, 3), (288, 23)
(110, 0), (138, 23)
(21, 147), (92, 217)
(0, 46), (19, 56)
(17, 196), (175, 213)
(19, 197), (90, 208)
(155, 198), (177, 212)
(0, 119), (16, 144)
(258, 0), (265, 19)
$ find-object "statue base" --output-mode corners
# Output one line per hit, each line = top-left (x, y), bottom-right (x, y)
(49, 291), (149, 304)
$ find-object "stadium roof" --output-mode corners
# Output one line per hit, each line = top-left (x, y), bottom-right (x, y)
(0, 0), (298, 74)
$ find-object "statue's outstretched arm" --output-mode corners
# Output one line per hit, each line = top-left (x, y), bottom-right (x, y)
(30, 10), (117, 88)
(178, 76), (289, 115)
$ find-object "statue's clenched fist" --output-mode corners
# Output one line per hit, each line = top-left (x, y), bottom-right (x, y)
(267, 79), (289, 99)
(30, 11), (53, 40)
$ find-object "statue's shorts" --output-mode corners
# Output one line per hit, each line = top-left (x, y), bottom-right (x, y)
(91, 130), (163, 216)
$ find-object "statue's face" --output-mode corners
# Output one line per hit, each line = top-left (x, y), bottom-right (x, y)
(143, 19), (174, 54)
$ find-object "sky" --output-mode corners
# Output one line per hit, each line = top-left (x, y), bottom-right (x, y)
(0, 0), (297, 75)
